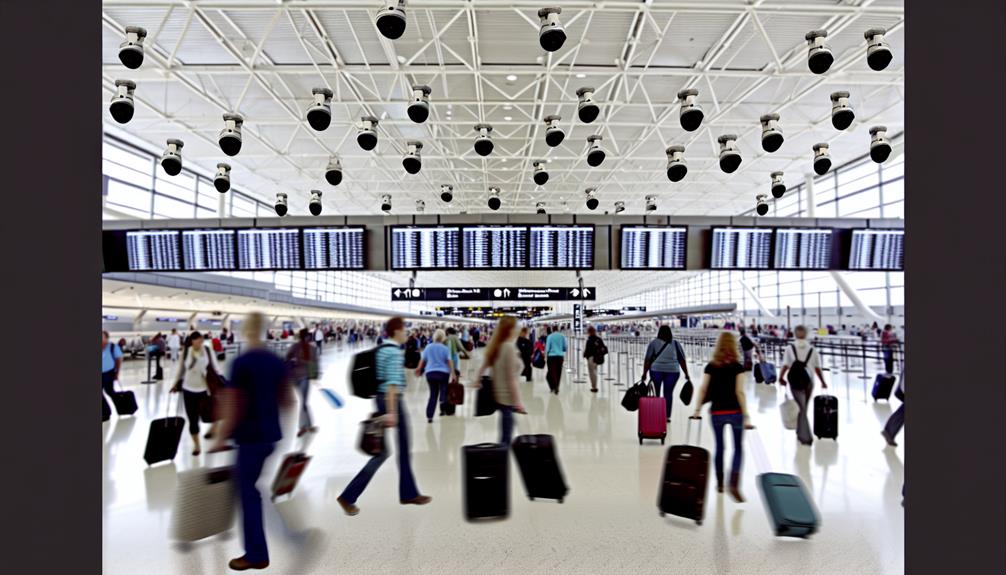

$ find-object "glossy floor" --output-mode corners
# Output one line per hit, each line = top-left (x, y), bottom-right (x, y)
(103, 345), (905, 574)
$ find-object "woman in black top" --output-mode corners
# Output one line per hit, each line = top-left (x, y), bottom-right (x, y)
(516, 327), (534, 382)
(582, 326), (603, 392)
(693, 331), (754, 503)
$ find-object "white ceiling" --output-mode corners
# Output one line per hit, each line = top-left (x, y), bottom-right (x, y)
(101, 0), (905, 217)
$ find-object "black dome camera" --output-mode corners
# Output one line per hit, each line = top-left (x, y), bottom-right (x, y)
(544, 114), (565, 147)
(665, 145), (687, 182)
(118, 26), (147, 70)
(759, 113), (784, 153)
(533, 161), (549, 186)
(586, 135), (606, 167)
(109, 79), (136, 124)
(214, 163), (231, 193)
(677, 88), (704, 132)
(218, 113), (244, 157)
(869, 125), (892, 164)
(160, 139), (184, 176)
(357, 116), (379, 151)
(325, 155), (343, 186)
(407, 84), (432, 123)
(717, 134), (742, 174)
(864, 27), (893, 71)
(813, 143), (832, 175)
(805, 30), (834, 74)
(576, 87), (599, 123)
(403, 141), (423, 174)
(538, 7), (566, 52)
(830, 91), (855, 131)
(474, 124), (494, 156)
(770, 171), (786, 199)
(376, 1), (407, 40)
(306, 87), (334, 131)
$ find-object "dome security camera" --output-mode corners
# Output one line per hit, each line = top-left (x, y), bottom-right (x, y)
(309, 190), (323, 216)
(544, 115), (565, 147)
(275, 193), (288, 217)
(109, 79), (136, 124)
(440, 184), (454, 203)
(415, 199), (425, 213)
(218, 113), (244, 157)
(770, 171), (787, 199)
(584, 188), (599, 211)
(160, 139), (184, 176)
(830, 91), (855, 131)
(407, 84), (432, 123)
(474, 124), (494, 156)
(380, 194), (392, 213)
(645, 196), (657, 212)
(717, 134), (742, 173)
(403, 141), (423, 174)
(118, 26), (147, 70)
(537, 7), (566, 52)
(677, 89), (704, 132)
(759, 113), (784, 153)
(665, 145), (687, 182)
(487, 187), (502, 211)
(864, 27), (893, 71)
(813, 143), (832, 175)
(805, 30), (834, 74)
(533, 161), (549, 186)
(325, 155), (343, 186)
(586, 135), (606, 167)
(576, 87), (600, 123)
(869, 125), (892, 164)
(357, 116), (379, 151)
(214, 163), (232, 193)
(306, 87), (334, 131)
(536, 202), (546, 215)
(375, 1), (407, 40)
(614, 201), (625, 214)
(756, 194), (770, 216)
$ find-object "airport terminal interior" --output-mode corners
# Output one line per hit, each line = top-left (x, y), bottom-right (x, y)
(100, 1), (906, 573)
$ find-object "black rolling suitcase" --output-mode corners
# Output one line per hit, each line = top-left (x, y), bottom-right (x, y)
(102, 396), (111, 422)
(512, 434), (568, 503)
(144, 394), (186, 466)
(757, 472), (819, 538)
(658, 417), (709, 525)
(813, 395), (838, 440)
(110, 380), (138, 416)
(872, 373), (896, 401)
(462, 443), (509, 520)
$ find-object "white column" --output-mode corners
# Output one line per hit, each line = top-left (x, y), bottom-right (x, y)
(218, 192), (227, 218)
(804, 173), (816, 218)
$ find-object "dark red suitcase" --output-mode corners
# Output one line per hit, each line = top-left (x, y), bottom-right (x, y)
(447, 381), (464, 406)
(638, 396), (667, 444)
(271, 452), (311, 500)
(658, 417), (709, 524)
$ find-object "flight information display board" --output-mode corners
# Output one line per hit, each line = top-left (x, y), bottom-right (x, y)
(303, 227), (366, 270)
(849, 229), (904, 270)
(528, 225), (594, 269)
(462, 225), (528, 269)
(182, 230), (236, 271)
(237, 229), (301, 270)
(125, 230), (182, 271)
(711, 227), (773, 269)
(390, 226), (461, 270)
(620, 226), (688, 269)
(773, 228), (834, 270)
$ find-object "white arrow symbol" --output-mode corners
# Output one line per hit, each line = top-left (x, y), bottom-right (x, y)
(571, 288), (580, 298)
(583, 288), (591, 297)
(503, 288), (511, 297)
(394, 289), (402, 298)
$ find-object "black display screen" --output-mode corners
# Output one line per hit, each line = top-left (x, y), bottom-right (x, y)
(528, 225), (594, 269)
(620, 226), (688, 269)
(102, 230), (183, 272)
(390, 226), (461, 270)
(710, 227), (773, 270)
(773, 228), (835, 270)
(182, 230), (237, 271)
(848, 229), (904, 270)
(303, 227), (366, 270)
(237, 229), (301, 270)
(462, 226), (528, 269)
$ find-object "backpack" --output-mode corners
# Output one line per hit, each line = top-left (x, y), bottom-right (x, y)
(350, 344), (396, 399)
(788, 344), (813, 390)
(593, 339), (608, 365)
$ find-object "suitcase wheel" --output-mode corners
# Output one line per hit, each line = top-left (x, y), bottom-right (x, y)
(558, 498), (564, 504)
(529, 497), (535, 501)
(659, 511), (665, 517)
(695, 520), (702, 526)
(660, 437), (665, 445)
(638, 435), (643, 445)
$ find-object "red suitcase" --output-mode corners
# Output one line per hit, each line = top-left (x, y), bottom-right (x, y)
(638, 395), (667, 444)
(271, 452), (311, 501)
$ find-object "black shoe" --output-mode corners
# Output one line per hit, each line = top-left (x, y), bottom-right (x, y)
(881, 430), (898, 447)
(228, 557), (269, 571)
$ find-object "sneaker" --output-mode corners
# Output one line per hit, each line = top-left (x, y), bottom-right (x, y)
(336, 496), (359, 516)
(400, 495), (432, 506)
(228, 557), (269, 571)
(881, 430), (898, 447)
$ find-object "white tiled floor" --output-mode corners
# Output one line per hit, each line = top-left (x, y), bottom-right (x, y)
(103, 344), (904, 574)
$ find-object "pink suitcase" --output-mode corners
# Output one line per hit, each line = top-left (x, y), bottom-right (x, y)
(638, 396), (667, 444)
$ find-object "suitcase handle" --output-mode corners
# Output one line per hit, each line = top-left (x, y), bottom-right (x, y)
(686, 416), (702, 446)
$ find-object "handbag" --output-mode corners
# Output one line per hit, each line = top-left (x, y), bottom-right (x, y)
(475, 375), (498, 417)
(358, 414), (386, 456)
(780, 391), (799, 430)
(679, 378), (694, 406)
(621, 377), (649, 412)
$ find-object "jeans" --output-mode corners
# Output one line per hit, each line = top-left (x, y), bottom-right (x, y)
(586, 357), (599, 389)
(522, 358), (533, 381)
(425, 372), (449, 421)
(340, 394), (420, 504)
(711, 412), (745, 485)
(650, 370), (681, 420)
(884, 403), (905, 439)
(236, 442), (276, 563)
(883, 348), (894, 375)
(499, 405), (514, 445)
(101, 370), (116, 399)
(546, 356), (565, 393)
(296, 377), (313, 429)
(791, 386), (814, 444)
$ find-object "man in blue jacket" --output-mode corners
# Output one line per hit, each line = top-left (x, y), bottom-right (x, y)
(545, 325), (567, 394)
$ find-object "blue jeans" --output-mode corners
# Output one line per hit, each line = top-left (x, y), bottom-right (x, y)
(711, 412), (744, 485)
(340, 393), (420, 504)
(499, 405), (514, 445)
(884, 403), (905, 439)
(425, 372), (450, 421)
(650, 370), (680, 420)
(236, 442), (276, 563)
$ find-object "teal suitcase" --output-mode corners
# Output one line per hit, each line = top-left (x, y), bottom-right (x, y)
(757, 472), (819, 538)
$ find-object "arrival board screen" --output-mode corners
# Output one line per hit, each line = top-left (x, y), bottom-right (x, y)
(462, 226), (528, 269)
(528, 225), (594, 269)
(391, 226), (460, 270)
(182, 230), (236, 271)
(303, 227), (366, 270)
(849, 229), (904, 270)
(237, 229), (301, 270)
(125, 230), (182, 271)
(711, 228), (773, 269)
(620, 226), (687, 269)
(773, 228), (834, 270)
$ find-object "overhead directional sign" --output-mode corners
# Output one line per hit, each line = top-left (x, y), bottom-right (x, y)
(392, 287), (596, 302)
(391, 287), (425, 300)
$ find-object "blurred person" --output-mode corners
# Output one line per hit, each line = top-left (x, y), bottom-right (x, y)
(516, 327), (534, 382)
(882, 370), (906, 447)
(779, 325), (828, 446)
(415, 329), (455, 423)
(286, 328), (319, 438)
(170, 332), (222, 455)
(211, 331), (226, 361)
(167, 328), (182, 362)
(101, 330), (123, 404)
(149, 332), (166, 379)
(477, 316), (527, 444)
(692, 332), (755, 502)
(881, 324), (900, 375)
(738, 327), (761, 371)
(545, 325), (567, 394)
(313, 324), (324, 355)
(404, 330), (422, 370)
(641, 325), (692, 423)
(582, 326), (605, 393)
(337, 317), (432, 516)
(445, 327), (468, 381)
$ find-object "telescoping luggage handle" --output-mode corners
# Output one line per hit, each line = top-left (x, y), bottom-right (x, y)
(685, 415), (703, 446)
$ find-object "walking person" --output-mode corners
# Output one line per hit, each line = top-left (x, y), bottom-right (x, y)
(285, 329), (319, 438)
(738, 327), (761, 371)
(640, 325), (692, 423)
(778, 325), (828, 446)
(477, 316), (526, 444)
(170, 332), (223, 455)
(516, 327), (534, 382)
(337, 317), (432, 517)
(101, 330), (123, 406)
(415, 329), (456, 423)
(545, 325), (567, 395)
(882, 370), (906, 447)
(692, 332), (755, 502)
(313, 324), (324, 356)
(445, 327), (468, 382)
(582, 326), (605, 392)
(167, 328), (182, 362)
(881, 324), (900, 375)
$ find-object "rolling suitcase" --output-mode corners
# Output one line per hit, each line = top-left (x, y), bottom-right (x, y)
(170, 466), (237, 542)
(638, 384), (667, 444)
(512, 434), (568, 503)
(757, 472), (820, 538)
(102, 396), (111, 422)
(442, 402), (456, 416)
(143, 394), (185, 466)
(462, 443), (509, 520)
(872, 373), (896, 401)
(813, 395), (839, 440)
(754, 362), (777, 384)
(271, 452), (312, 500)
(110, 380), (138, 416)
(658, 417), (709, 525)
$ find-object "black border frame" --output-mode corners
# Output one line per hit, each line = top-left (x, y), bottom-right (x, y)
(301, 225), (368, 271)
(526, 223), (596, 270)
(388, 224), (463, 271)
(846, 228), (905, 272)
(617, 224), (690, 270)
(709, 226), (775, 271)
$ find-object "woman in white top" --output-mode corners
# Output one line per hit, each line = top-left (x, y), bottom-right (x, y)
(170, 331), (222, 455)
(477, 316), (526, 445)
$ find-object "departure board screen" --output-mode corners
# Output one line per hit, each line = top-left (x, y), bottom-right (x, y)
(391, 226), (461, 270)
(773, 228), (834, 270)
(182, 230), (236, 271)
(620, 226), (688, 269)
(125, 230), (182, 271)
(303, 227), (366, 270)
(237, 229), (301, 270)
(849, 229), (904, 270)
(710, 227), (773, 269)
(528, 225), (594, 269)
(462, 226), (528, 269)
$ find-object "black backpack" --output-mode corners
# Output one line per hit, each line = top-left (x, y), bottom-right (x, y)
(350, 344), (396, 399)
(788, 344), (813, 390)
(594, 339), (608, 365)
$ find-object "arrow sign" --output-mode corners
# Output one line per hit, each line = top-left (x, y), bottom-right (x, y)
(583, 288), (591, 297)
(394, 289), (403, 298)
(503, 288), (511, 297)
(571, 288), (580, 298)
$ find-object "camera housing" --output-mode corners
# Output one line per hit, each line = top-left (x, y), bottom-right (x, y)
(533, 161), (549, 186)
(805, 30), (834, 74)
(376, 1), (407, 40)
(770, 171), (786, 199)
(865, 27), (893, 71)
(118, 26), (147, 70)
(665, 145), (687, 182)
(584, 188), (599, 211)
(717, 134), (742, 173)
(869, 125), (892, 163)
(760, 113), (784, 153)
(407, 84), (432, 123)
(306, 87), (333, 131)
(538, 7), (566, 52)
(645, 196), (657, 213)
(677, 89), (704, 132)
(160, 139), (184, 176)
(474, 124), (494, 156)
(214, 163), (231, 193)
(275, 193), (288, 217)
(309, 190), (323, 216)
(487, 187), (502, 211)
(325, 155), (343, 186)
(586, 135), (606, 167)
(218, 113), (244, 157)
(813, 143), (832, 175)
(440, 184), (454, 203)
(403, 141), (423, 174)
(109, 79), (136, 124)
(544, 115), (565, 147)
(536, 202), (546, 215)
(576, 87), (599, 123)
(380, 194), (392, 213)
(830, 91), (855, 130)
(357, 116), (379, 151)
(614, 201), (625, 214)
(756, 194), (769, 216)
